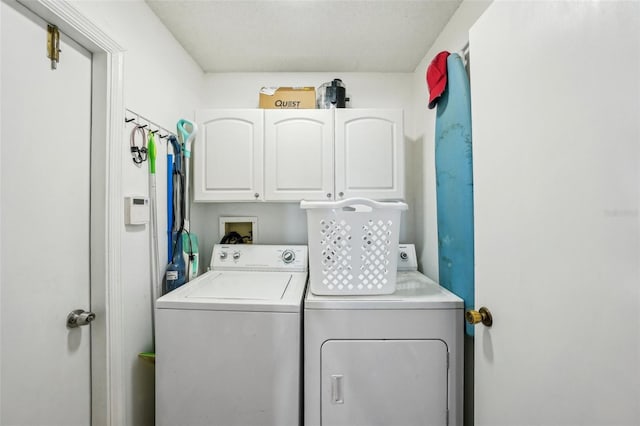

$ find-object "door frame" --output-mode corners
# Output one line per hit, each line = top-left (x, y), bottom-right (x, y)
(0, 1), (126, 424)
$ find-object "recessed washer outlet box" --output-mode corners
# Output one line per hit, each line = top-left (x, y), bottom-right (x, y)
(219, 216), (258, 244)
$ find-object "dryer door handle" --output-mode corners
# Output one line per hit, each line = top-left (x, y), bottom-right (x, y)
(331, 374), (344, 404)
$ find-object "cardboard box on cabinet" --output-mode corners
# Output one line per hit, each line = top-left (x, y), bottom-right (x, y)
(259, 87), (316, 109)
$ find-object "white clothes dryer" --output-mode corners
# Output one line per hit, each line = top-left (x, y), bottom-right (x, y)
(156, 244), (308, 426)
(304, 244), (464, 426)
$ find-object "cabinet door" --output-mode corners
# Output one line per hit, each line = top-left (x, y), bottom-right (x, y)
(335, 109), (404, 200)
(321, 339), (448, 426)
(194, 109), (263, 201)
(264, 110), (334, 201)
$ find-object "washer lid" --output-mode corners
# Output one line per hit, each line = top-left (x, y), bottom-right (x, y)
(156, 270), (307, 312)
(304, 271), (463, 310)
(187, 272), (289, 300)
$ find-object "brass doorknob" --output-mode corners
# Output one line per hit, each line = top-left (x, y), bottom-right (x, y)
(466, 307), (493, 327)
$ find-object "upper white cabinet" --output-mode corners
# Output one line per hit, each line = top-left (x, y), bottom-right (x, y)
(335, 109), (404, 200)
(194, 109), (263, 201)
(194, 108), (404, 202)
(264, 110), (334, 201)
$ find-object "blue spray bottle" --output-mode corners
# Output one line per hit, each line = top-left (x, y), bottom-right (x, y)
(165, 233), (186, 292)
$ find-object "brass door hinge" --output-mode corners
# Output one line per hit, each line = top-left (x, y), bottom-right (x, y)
(47, 24), (61, 69)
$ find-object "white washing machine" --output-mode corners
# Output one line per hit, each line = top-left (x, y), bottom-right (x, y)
(156, 244), (308, 426)
(304, 244), (464, 426)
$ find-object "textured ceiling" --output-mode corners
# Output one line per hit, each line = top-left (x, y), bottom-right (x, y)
(145, 0), (462, 73)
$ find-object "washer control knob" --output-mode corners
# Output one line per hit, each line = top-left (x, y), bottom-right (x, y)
(400, 251), (409, 261)
(282, 249), (296, 264)
(219, 251), (228, 260)
(232, 251), (241, 260)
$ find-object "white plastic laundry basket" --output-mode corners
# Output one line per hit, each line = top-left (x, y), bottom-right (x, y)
(300, 198), (408, 295)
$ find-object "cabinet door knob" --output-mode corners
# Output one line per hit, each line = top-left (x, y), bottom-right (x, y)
(254, 193), (259, 198)
(338, 192), (344, 197)
(326, 193), (332, 198)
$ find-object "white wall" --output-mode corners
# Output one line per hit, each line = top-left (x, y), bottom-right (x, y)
(67, 1), (204, 425)
(194, 72), (417, 268)
(411, 0), (491, 281)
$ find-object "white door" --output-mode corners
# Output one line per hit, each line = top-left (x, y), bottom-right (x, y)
(264, 109), (333, 201)
(470, 2), (640, 425)
(194, 109), (264, 201)
(1, 1), (93, 424)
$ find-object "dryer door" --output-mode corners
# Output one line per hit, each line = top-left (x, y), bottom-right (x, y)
(321, 339), (448, 426)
